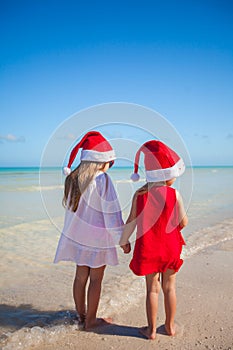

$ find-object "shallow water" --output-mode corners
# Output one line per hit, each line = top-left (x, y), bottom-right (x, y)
(1, 166), (233, 349)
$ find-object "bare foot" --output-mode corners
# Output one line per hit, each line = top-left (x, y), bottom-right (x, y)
(165, 323), (176, 336)
(139, 326), (156, 340)
(78, 314), (86, 324)
(85, 317), (112, 331)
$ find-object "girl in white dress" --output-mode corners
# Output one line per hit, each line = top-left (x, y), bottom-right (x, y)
(54, 131), (123, 330)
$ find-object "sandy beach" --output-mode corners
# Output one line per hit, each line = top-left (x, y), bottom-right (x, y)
(1, 238), (233, 350)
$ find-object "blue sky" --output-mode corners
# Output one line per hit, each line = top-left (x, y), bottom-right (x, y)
(0, 0), (233, 166)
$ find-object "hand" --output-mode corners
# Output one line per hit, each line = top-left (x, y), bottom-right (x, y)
(120, 242), (131, 254)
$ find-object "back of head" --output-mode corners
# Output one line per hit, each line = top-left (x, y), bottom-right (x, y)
(62, 130), (116, 211)
(63, 130), (116, 175)
(131, 140), (185, 183)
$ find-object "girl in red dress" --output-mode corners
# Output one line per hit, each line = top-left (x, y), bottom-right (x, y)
(120, 140), (188, 340)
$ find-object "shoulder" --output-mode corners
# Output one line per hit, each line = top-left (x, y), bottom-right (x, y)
(95, 172), (116, 197)
(95, 172), (114, 188)
(163, 186), (177, 196)
(95, 172), (106, 184)
(135, 184), (148, 196)
(95, 171), (112, 182)
(132, 186), (147, 205)
(174, 189), (184, 205)
(174, 188), (180, 199)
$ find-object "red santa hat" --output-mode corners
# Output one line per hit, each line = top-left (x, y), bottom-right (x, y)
(63, 131), (116, 175)
(131, 140), (185, 182)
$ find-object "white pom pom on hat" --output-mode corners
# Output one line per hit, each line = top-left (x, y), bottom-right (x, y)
(63, 131), (116, 176)
(130, 172), (140, 182)
(131, 140), (185, 182)
(63, 167), (71, 176)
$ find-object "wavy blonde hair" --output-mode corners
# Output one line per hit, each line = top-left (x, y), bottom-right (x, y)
(63, 161), (106, 212)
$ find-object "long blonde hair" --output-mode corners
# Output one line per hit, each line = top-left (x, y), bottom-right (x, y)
(63, 161), (106, 212)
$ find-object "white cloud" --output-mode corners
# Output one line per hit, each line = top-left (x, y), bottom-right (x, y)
(0, 134), (25, 142)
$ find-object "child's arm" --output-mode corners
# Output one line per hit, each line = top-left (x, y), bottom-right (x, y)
(176, 190), (188, 229)
(119, 192), (137, 253)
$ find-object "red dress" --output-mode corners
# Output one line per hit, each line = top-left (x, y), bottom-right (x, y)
(130, 186), (185, 276)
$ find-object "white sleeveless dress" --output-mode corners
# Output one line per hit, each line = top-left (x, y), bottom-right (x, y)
(54, 171), (123, 267)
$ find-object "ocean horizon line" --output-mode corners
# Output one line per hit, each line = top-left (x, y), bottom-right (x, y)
(0, 165), (233, 173)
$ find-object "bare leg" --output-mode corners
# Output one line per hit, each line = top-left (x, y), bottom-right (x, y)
(162, 269), (176, 336)
(73, 265), (90, 323)
(85, 265), (111, 330)
(140, 272), (160, 340)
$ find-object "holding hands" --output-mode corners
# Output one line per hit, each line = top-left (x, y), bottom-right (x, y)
(120, 241), (131, 254)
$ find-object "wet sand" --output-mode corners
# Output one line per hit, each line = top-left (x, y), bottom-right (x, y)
(1, 238), (233, 350)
